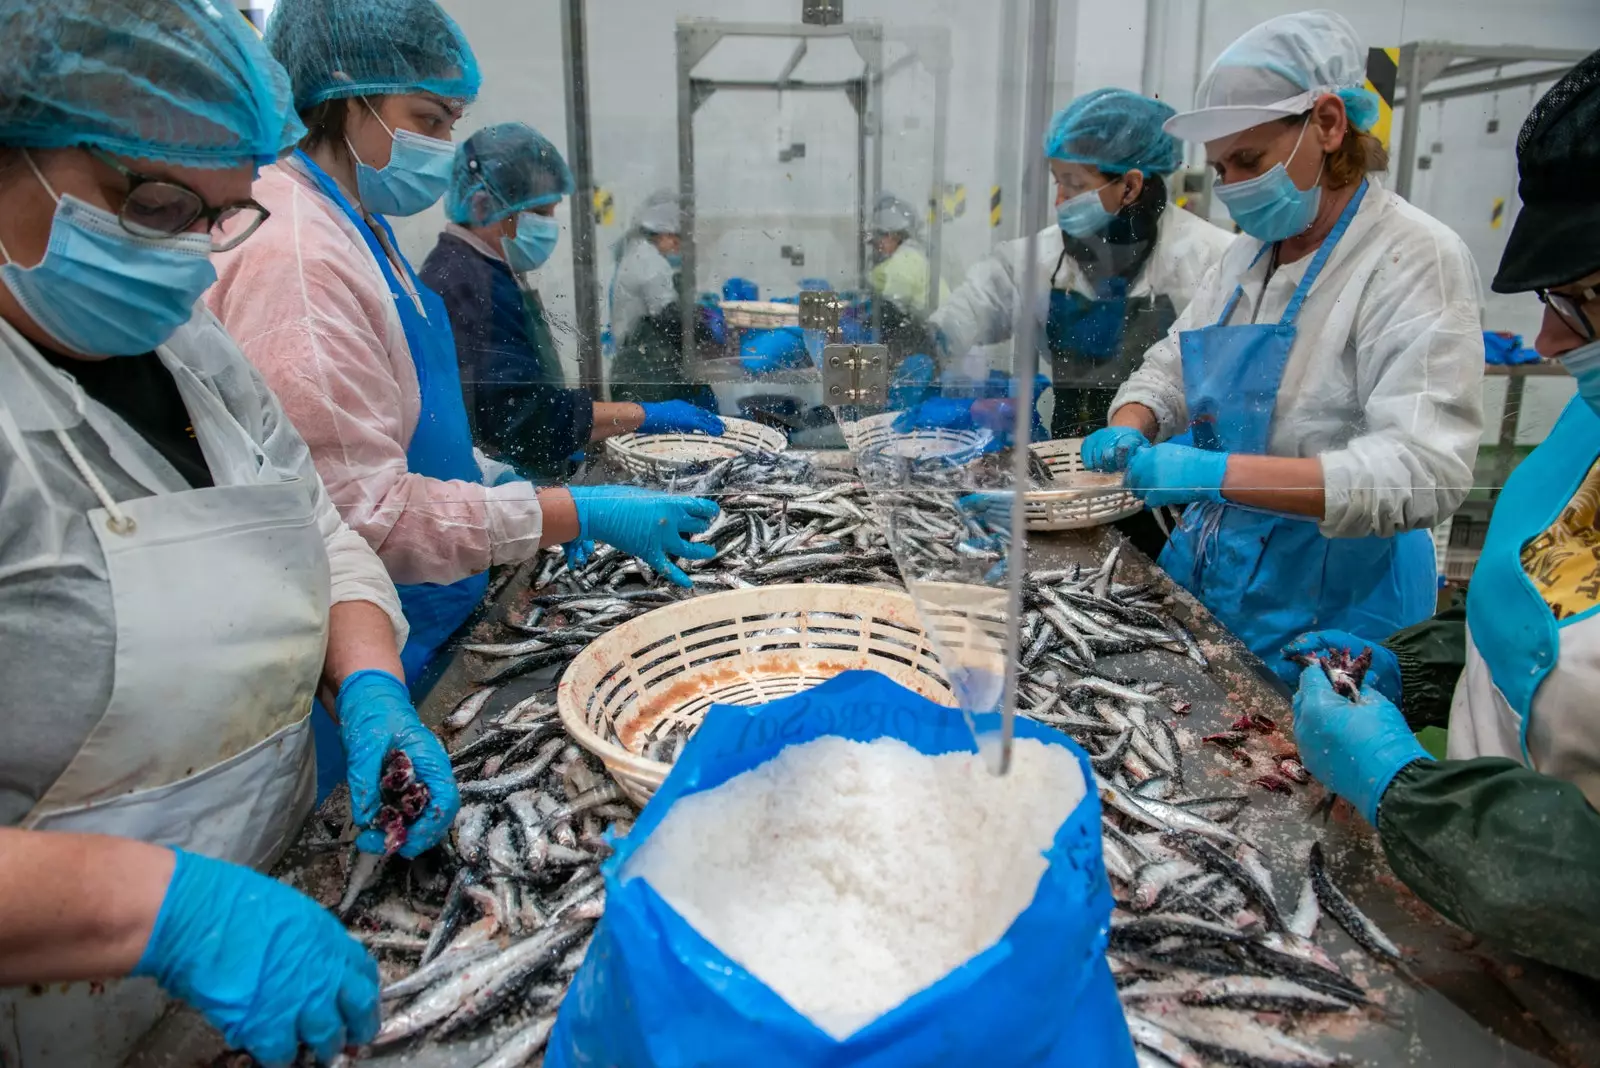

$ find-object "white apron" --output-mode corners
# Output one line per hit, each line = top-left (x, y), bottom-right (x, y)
(1447, 398), (1600, 807)
(0, 319), (330, 1068)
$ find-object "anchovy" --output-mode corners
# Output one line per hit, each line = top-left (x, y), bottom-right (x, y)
(445, 686), (498, 731)
(1183, 975), (1356, 1014)
(1309, 842), (1402, 963)
(472, 1015), (557, 1068)
(382, 940), (501, 1002)
(432, 921), (593, 1040)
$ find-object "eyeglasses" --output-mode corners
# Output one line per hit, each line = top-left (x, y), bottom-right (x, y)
(88, 148), (270, 252)
(1538, 284), (1599, 342)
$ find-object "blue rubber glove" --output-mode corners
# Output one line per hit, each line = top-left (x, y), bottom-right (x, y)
(569, 486), (719, 587)
(639, 400), (725, 436)
(957, 491), (1014, 533)
(887, 353), (937, 410)
(1080, 425), (1149, 472)
(337, 669), (460, 858)
(1125, 442), (1229, 508)
(892, 396), (975, 433)
(1292, 668), (1432, 825)
(133, 849), (379, 1066)
(1282, 630), (1403, 704)
(564, 539), (594, 569)
(740, 326), (807, 374)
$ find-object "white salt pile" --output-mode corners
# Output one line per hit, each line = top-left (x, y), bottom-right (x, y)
(626, 734), (1085, 1039)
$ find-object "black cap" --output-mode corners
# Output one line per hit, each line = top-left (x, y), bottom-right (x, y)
(1493, 49), (1600, 293)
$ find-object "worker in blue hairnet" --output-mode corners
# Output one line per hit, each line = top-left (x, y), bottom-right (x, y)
(897, 88), (1231, 447)
(609, 190), (720, 408)
(0, 1), (423, 1063)
(420, 123), (722, 480)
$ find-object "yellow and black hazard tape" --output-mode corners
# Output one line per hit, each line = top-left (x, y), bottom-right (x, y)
(1364, 46), (1399, 151)
(989, 185), (1002, 228)
(592, 188), (615, 227)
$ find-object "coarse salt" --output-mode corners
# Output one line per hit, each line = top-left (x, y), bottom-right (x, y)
(626, 734), (1085, 1038)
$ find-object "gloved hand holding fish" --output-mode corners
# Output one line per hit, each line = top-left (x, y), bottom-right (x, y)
(337, 670), (461, 858)
(1284, 630), (1402, 702)
(567, 486), (720, 588)
(1293, 667), (1432, 824)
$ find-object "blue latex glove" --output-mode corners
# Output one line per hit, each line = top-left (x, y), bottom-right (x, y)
(893, 396), (974, 433)
(1125, 442), (1229, 508)
(133, 849), (379, 1066)
(740, 326), (807, 374)
(957, 491), (1014, 533)
(887, 353), (936, 410)
(564, 539), (595, 569)
(639, 400), (725, 436)
(1292, 667), (1432, 825)
(569, 486), (719, 587)
(1080, 425), (1149, 472)
(337, 670), (460, 857)
(1282, 630), (1403, 704)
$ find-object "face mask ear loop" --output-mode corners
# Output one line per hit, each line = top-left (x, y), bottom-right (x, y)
(1286, 117), (1327, 194)
(0, 150), (62, 266)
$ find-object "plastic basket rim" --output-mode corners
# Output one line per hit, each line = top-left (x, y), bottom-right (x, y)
(1023, 438), (1142, 530)
(604, 415), (788, 474)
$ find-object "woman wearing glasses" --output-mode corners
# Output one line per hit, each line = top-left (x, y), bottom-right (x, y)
(0, 1), (445, 1064)
(1287, 53), (1600, 979)
(207, 0), (718, 705)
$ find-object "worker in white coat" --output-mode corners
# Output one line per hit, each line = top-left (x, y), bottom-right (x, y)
(869, 192), (947, 316)
(900, 88), (1232, 441)
(1083, 11), (1484, 684)
(0, 2), (452, 1064)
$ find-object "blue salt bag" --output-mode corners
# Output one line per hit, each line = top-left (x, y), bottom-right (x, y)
(547, 670), (1134, 1068)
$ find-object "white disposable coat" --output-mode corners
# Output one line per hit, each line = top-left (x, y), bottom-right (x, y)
(930, 204), (1234, 378)
(1112, 177), (1485, 539)
(609, 236), (676, 345)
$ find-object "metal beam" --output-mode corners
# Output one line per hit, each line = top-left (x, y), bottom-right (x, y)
(559, 0), (601, 398)
(676, 22), (698, 378)
(1401, 65), (1575, 106)
(1394, 44), (1428, 200)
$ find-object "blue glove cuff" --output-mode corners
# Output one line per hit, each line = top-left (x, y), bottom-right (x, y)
(1361, 745), (1433, 826)
(567, 486), (594, 543)
(131, 846), (191, 981)
(336, 670), (409, 735)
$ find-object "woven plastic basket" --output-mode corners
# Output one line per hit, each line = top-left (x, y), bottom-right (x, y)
(1024, 438), (1142, 531)
(604, 416), (787, 479)
(556, 584), (953, 805)
(719, 300), (801, 330)
(840, 411), (993, 468)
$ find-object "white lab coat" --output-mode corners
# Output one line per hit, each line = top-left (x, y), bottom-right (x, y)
(1112, 176), (1485, 540)
(930, 204), (1234, 377)
(609, 236), (676, 345)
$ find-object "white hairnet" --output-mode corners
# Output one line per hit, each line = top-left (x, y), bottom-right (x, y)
(633, 190), (680, 235)
(871, 193), (919, 236)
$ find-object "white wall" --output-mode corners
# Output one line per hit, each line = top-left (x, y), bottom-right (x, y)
(409, 0), (1597, 430)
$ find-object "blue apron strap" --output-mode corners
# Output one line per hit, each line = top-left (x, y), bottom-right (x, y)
(1211, 243), (1275, 328)
(1278, 179), (1369, 327)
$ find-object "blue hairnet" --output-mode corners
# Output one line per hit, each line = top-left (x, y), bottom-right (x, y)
(445, 122), (574, 227)
(1044, 89), (1181, 175)
(0, 0), (304, 168)
(265, 0), (481, 110)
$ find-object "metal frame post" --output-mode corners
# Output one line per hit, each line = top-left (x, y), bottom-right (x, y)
(560, 0), (602, 397)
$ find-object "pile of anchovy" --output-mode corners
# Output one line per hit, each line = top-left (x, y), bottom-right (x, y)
(282, 451), (1408, 1067)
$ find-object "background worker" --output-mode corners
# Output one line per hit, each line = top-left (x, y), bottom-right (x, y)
(1083, 11), (1484, 683)
(421, 122), (722, 481)
(868, 191), (948, 317)
(609, 189), (719, 409)
(0, 1), (448, 1062)
(897, 88), (1231, 443)
(208, 0), (720, 703)
(1286, 51), (1600, 979)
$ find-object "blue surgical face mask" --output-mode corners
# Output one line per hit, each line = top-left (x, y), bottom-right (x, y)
(0, 155), (216, 357)
(503, 212), (560, 272)
(1214, 119), (1326, 243)
(664, 251), (683, 270)
(1056, 182), (1117, 239)
(1560, 338), (1600, 418)
(348, 104), (455, 217)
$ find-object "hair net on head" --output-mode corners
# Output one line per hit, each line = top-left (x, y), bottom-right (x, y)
(632, 189), (681, 235)
(1044, 88), (1181, 175)
(445, 122), (574, 227)
(265, 0), (481, 110)
(1166, 10), (1379, 143)
(0, 0), (304, 168)
(871, 193), (920, 236)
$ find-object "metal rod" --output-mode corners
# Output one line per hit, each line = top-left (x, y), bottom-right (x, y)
(560, 0), (602, 397)
(1394, 44), (1426, 201)
(676, 23), (698, 387)
(991, 0), (1023, 246)
(1400, 65), (1575, 106)
(1141, 0), (1169, 99)
(926, 49), (950, 310)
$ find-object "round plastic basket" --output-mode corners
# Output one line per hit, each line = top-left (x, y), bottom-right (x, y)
(604, 416), (787, 479)
(719, 300), (801, 330)
(840, 411), (992, 468)
(1024, 438), (1142, 530)
(556, 584), (954, 805)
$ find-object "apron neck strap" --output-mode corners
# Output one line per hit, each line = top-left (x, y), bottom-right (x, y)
(294, 150), (422, 301)
(1278, 178), (1369, 327)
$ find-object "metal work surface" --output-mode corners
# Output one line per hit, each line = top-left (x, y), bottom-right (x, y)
(138, 521), (1594, 1067)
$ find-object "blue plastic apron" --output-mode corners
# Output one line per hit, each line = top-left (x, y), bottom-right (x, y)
(299, 154), (490, 794)
(1157, 180), (1434, 685)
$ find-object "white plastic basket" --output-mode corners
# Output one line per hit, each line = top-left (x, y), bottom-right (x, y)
(1024, 438), (1142, 530)
(605, 416), (788, 478)
(719, 300), (801, 330)
(556, 584), (953, 805)
(840, 411), (993, 468)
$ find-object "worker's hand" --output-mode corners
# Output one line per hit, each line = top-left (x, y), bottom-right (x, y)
(337, 669), (460, 857)
(1292, 668), (1432, 825)
(564, 539), (595, 569)
(957, 491), (1014, 533)
(1080, 425), (1149, 472)
(133, 849), (379, 1066)
(1283, 630), (1403, 704)
(740, 326), (808, 374)
(639, 400), (725, 436)
(1125, 442), (1228, 508)
(570, 486), (719, 587)
(892, 396), (974, 433)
